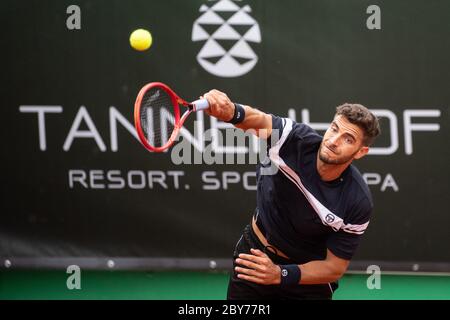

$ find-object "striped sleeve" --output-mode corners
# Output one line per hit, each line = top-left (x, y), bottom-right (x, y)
(326, 198), (372, 260)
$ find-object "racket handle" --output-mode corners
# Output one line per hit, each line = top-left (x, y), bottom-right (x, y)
(191, 99), (210, 112)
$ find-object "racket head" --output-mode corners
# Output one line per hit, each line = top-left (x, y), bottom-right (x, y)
(134, 82), (187, 152)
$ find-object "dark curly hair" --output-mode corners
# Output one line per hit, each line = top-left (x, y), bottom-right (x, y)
(336, 103), (381, 146)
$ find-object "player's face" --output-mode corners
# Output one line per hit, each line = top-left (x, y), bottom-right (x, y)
(319, 115), (369, 165)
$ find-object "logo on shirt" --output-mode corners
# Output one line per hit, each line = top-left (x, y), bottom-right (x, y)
(191, 0), (261, 78)
(325, 214), (336, 223)
(281, 269), (288, 277)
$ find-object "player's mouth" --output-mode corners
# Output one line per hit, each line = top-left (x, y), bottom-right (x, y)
(324, 144), (338, 155)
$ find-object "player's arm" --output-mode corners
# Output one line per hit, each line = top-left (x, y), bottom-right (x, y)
(235, 248), (349, 286)
(203, 89), (272, 138)
(298, 249), (350, 284)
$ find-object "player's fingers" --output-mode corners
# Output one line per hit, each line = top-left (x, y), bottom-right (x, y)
(204, 90), (234, 121)
(235, 266), (265, 278)
(251, 248), (268, 258)
(210, 89), (227, 97)
(203, 92), (218, 109)
(236, 273), (264, 284)
(203, 92), (212, 103)
(208, 89), (224, 101)
(209, 89), (231, 105)
(235, 258), (264, 272)
(238, 253), (266, 264)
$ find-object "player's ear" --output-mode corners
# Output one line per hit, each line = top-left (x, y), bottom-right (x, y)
(354, 146), (369, 160)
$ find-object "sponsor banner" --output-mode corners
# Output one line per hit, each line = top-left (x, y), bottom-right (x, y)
(1, 0), (449, 268)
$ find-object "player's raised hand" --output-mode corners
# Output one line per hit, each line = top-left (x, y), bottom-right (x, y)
(202, 89), (235, 122)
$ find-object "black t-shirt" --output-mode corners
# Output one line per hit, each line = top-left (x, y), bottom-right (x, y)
(255, 115), (373, 262)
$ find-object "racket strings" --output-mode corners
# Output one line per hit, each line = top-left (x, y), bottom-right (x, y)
(140, 87), (176, 148)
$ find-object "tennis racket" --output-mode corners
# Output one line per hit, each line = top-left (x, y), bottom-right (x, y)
(134, 82), (209, 152)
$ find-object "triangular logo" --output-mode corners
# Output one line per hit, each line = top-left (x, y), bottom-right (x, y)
(229, 39), (256, 59)
(212, 23), (241, 40)
(232, 25), (252, 37)
(233, 56), (254, 65)
(192, 1), (261, 78)
(228, 9), (256, 25)
(243, 24), (261, 42)
(211, 0), (240, 12)
(202, 56), (223, 65)
(197, 38), (226, 58)
(242, 5), (252, 13)
(196, 9), (225, 24)
(192, 24), (209, 41)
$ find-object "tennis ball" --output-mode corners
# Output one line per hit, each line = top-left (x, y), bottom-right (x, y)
(129, 29), (152, 51)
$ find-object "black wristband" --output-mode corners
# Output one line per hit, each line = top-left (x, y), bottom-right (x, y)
(226, 103), (246, 125)
(279, 264), (301, 287)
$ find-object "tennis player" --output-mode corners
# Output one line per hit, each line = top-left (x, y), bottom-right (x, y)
(203, 89), (381, 300)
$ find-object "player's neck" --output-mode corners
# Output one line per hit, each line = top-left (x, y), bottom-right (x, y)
(316, 154), (351, 182)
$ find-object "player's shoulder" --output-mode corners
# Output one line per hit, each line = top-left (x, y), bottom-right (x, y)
(346, 164), (373, 211)
(271, 114), (321, 141)
(337, 166), (373, 225)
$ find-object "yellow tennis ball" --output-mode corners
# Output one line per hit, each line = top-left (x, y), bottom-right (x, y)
(130, 29), (152, 51)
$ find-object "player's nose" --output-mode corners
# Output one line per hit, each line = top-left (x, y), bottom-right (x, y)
(328, 135), (339, 146)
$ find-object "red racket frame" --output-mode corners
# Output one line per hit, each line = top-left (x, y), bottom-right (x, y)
(134, 82), (194, 153)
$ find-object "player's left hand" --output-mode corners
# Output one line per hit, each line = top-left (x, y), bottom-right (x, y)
(234, 248), (281, 285)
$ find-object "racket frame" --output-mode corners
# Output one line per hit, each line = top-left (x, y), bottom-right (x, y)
(134, 82), (195, 152)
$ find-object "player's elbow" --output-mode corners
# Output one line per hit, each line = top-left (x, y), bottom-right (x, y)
(332, 268), (346, 281)
(324, 266), (346, 283)
(326, 250), (350, 281)
(332, 262), (349, 281)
